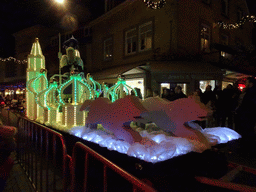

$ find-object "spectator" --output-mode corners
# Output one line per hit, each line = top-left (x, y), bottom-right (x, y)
(153, 90), (160, 97)
(171, 85), (187, 101)
(161, 88), (170, 100)
(218, 84), (235, 128)
(235, 77), (256, 151)
(134, 88), (143, 99)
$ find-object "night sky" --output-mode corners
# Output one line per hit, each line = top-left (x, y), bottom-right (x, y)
(0, 0), (255, 57)
(0, 0), (104, 57)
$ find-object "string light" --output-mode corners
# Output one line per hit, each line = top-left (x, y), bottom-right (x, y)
(218, 15), (256, 29)
(144, 0), (166, 9)
(0, 57), (27, 64)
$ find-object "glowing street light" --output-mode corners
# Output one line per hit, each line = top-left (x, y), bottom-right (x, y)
(55, 0), (65, 4)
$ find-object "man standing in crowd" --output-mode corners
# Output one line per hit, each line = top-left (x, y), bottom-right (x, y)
(171, 85), (187, 101)
(235, 77), (256, 151)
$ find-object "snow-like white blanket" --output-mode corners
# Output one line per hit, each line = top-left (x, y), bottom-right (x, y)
(69, 123), (241, 163)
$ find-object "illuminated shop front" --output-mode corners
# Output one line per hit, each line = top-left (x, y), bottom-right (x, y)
(150, 61), (223, 95)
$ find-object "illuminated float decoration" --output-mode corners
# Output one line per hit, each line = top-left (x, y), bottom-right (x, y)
(106, 76), (138, 102)
(26, 38), (48, 121)
(36, 79), (59, 125)
(57, 72), (94, 129)
(25, 37), (241, 163)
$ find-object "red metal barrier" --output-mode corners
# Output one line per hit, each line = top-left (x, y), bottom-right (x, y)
(17, 117), (70, 192)
(195, 162), (256, 192)
(71, 142), (157, 192)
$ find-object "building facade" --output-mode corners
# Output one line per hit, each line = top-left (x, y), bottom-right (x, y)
(82, 0), (254, 96)
(11, 0), (254, 98)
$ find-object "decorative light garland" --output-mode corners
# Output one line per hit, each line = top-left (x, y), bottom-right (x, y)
(0, 57), (27, 64)
(143, 0), (166, 9)
(218, 15), (256, 29)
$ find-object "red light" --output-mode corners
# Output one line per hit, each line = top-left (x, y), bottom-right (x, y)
(238, 84), (245, 90)
(1, 101), (5, 105)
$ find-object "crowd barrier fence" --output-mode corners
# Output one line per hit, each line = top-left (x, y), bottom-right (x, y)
(17, 117), (71, 192)
(71, 142), (157, 192)
(16, 116), (157, 192)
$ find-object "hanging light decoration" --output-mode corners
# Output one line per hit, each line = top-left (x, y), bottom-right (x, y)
(0, 57), (27, 64)
(143, 0), (166, 9)
(218, 15), (256, 29)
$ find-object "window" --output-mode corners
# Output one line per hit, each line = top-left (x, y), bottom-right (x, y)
(104, 38), (113, 60)
(221, 0), (228, 16)
(220, 34), (229, 58)
(125, 28), (137, 55)
(139, 21), (152, 52)
(200, 24), (210, 52)
(125, 21), (153, 56)
(237, 8), (243, 22)
(220, 34), (228, 45)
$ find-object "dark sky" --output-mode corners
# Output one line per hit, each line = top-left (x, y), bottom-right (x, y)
(0, 0), (104, 57)
(0, 0), (255, 57)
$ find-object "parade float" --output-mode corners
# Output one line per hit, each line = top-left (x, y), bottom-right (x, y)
(25, 37), (242, 190)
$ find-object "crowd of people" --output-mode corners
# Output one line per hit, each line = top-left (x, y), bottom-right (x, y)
(133, 78), (256, 150)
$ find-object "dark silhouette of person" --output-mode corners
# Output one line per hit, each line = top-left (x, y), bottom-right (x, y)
(134, 88), (143, 99)
(171, 85), (187, 101)
(161, 88), (171, 100)
(235, 77), (256, 151)
(218, 84), (235, 128)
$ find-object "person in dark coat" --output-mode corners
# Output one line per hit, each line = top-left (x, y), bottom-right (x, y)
(171, 86), (187, 101)
(218, 84), (235, 128)
(235, 77), (256, 150)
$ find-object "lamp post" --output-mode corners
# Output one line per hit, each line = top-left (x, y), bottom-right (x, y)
(54, 0), (65, 84)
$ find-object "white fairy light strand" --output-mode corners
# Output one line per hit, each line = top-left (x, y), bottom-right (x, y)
(218, 15), (256, 29)
(144, 0), (166, 9)
(0, 57), (27, 64)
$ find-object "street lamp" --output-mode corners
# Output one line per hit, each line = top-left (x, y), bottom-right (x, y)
(55, 0), (65, 4)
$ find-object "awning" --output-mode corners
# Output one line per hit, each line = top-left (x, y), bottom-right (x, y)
(90, 62), (148, 80)
(150, 61), (223, 74)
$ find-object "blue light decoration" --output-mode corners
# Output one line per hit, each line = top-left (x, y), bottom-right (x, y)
(107, 76), (138, 102)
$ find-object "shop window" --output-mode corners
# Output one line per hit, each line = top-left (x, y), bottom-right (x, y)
(200, 80), (215, 93)
(221, 0), (228, 16)
(139, 21), (152, 52)
(177, 83), (187, 95)
(125, 78), (144, 99)
(104, 37), (113, 60)
(200, 24), (210, 52)
(125, 28), (137, 55)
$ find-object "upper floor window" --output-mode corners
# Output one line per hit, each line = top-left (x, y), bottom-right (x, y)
(125, 21), (153, 56)
(220, 34), (229, 58)
(237, 8), (243, 22)
(221, 0), (228, 16)
(125, 28), (137, 55)
(139, 21), (152, 52)
(220, 34), (229, 45)
(104, 37), (113, 60)
(200, 24), (210, 52)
